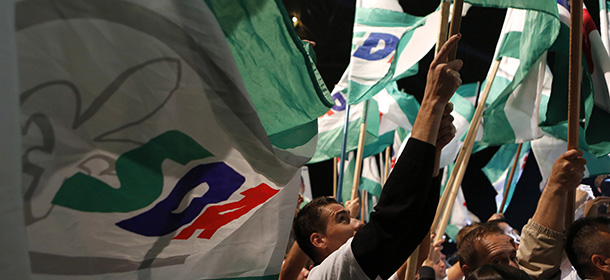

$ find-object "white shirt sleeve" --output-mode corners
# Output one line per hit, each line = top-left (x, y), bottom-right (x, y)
(307, 237), (372, 280)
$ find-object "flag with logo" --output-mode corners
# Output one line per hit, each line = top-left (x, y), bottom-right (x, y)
(347, 0), (452, 104)
(310, 70), (381, 163)
(476, 1), (560, 146)
(15, 0), (330, 279)
(540, 2), (610, 157)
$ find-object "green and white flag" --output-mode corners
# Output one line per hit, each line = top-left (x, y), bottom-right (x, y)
(480, 3), (560, 146)
(15, 0), (328, 279)
(347, 0), (458, 104)
(339, 152), (383, 207)
(209, 0), (332, 165)
(532, 131), (610, 190)
(310, 70), (381, 163)
(482, 143), (530, 213)
(540, 3), (610, 157)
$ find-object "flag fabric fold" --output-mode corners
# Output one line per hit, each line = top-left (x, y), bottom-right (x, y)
(347, 0), (444, 104)
(480, 3), (560, 146)
(15, 0), (328, 278)
(539, 2), (610, 157)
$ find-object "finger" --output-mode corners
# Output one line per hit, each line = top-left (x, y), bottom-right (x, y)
(446, 59), (464, 71)
(563, 149), (584, 160)
(431, 33), (462, 67)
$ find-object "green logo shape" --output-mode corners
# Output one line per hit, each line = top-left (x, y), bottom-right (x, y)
(52, 130), (212, 213)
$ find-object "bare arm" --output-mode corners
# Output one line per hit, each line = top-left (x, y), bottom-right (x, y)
(279, 242), (310, 280)
(531, 149), (586, 231)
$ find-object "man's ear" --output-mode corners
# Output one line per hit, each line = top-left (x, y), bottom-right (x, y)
(461, 264), (472, 277)
(310, 232), (327, 249)
(591, 254), (610, 273)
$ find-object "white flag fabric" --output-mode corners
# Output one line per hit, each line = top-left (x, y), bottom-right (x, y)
(347, 0), (471, 104)
(532, 132), (610, 191)
(482, 143), (530, 213)
(14, 0), (329, 279)
(482, 7), (559, 145)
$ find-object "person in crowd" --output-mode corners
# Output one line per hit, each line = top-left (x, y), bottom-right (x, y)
(457, 148), (587, 279)
(565, 216), (610, 280)
(419, 234), (448, 280)
(292, 33), (463, 280)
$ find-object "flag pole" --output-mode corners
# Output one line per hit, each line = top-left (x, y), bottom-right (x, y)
(430, 0), (468, 234)
(406, 2), (461, 275)
(499, 143), (523, 213)
(404, 244), (420, 280)
(432, 60), (501, 243)
(435, 0), (452, 55)
(384, 146), (391, 184)
(337, 105), (351, 202)
(566, 0), (583, 229)
(601, 0), (610, 54)
(448, 0), (464, 60)
(350, 100), (370, 201)
(333, 157), (338, 198)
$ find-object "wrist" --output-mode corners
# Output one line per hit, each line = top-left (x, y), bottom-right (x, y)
(421, 95), (447, 112)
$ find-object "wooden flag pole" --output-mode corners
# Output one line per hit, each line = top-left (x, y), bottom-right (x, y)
(333, 157), (338, 198)
(447, 0), (464, 60)
(404, 2), (452, 275)
(433, 60), (501, 243)
(384, 146), (391, 184)
(351, 101), (370, 201)
(499, 143), (523, 213)
(566, 0), (583, 229)
(430, 0), (467, 233)
(404, 245), (420, 280)
(435, 0), (452, 56)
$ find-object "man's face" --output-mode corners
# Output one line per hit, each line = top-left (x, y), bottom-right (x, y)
(433, 254), (448, 279)
(475, 233), (519, 268)
(321, 203), (364, 253)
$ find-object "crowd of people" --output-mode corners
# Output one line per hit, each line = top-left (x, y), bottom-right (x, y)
(279, 35), (610, 280)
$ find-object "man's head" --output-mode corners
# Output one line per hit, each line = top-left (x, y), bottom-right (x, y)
(293, 196), (364, 264)
(433, 253), (448, 280)
(566, 216), (610, 280)
(457, 223), (519, 277)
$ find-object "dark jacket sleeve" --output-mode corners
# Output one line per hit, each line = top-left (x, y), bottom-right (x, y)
(418, 266), (437, 280)
(351, 138), (441, 279)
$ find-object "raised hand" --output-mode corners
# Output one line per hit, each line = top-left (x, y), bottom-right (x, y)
(424, 34), (463, 105)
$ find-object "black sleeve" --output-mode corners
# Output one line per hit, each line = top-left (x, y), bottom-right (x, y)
(351, 138), (441, 279)
(418, 266), (437, 280)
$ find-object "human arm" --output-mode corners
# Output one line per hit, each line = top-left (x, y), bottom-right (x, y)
(351, 34), (462, 279)
(280, 242), (311, 280)
(517, 149), (586, 279)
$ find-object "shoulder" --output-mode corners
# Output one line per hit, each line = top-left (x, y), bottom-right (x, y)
(307, 238), (370, 280)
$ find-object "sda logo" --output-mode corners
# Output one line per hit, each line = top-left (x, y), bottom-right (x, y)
(52, 130), (278, 239)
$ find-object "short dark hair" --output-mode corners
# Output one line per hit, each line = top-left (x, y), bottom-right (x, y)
(456, 223), (481, 249)
(566, 216), (610, 279)
(457, 223), (505, 272)
(293, 196), (339, 263)
(465, 264), (533, 280)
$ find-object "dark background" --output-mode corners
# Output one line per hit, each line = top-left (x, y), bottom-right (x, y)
(281, 0), (601, 232)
